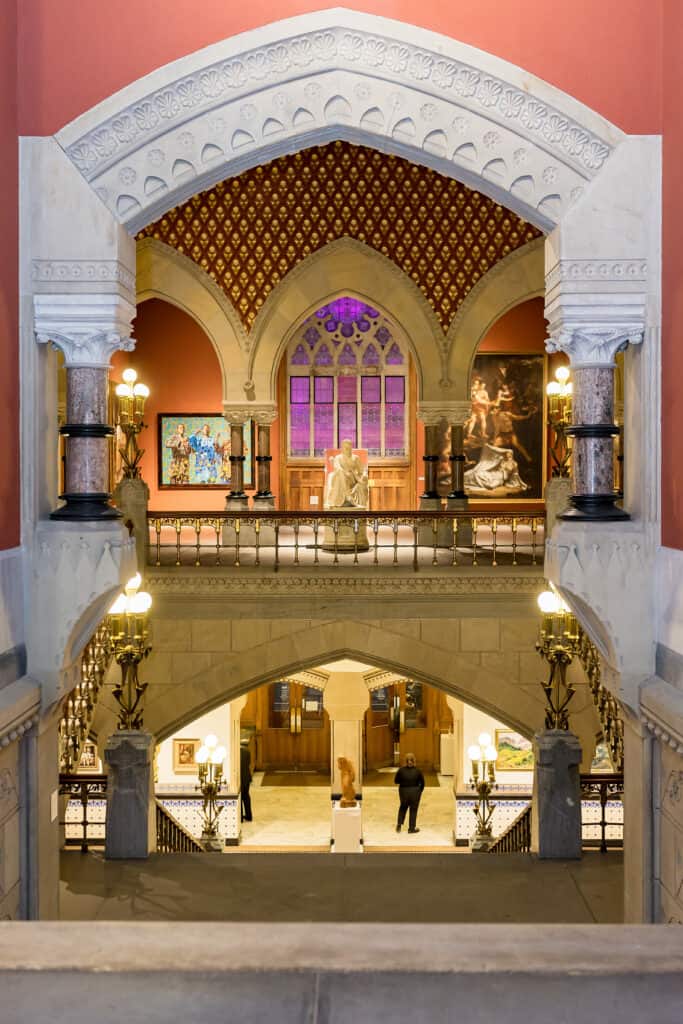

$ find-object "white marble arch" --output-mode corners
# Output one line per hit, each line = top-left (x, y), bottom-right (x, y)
(447, 238), (545, 397)
(56, 10), (622, 235)
(136, 238), (247, 401)
(248, 237), (442, 402)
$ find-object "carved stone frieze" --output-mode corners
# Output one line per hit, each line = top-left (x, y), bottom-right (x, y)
(31, 259), (136, 302)
(145, 569), (543, 598)
(418, 401), (471, 425)
(57, 14), (616, 232)
(545, 259), (648, 292)
(222, 403), (275, 425)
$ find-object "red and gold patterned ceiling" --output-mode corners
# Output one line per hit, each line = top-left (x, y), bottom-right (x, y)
(138, 141), (540, 332)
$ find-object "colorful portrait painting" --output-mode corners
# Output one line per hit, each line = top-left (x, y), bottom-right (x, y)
(158, 414), (253, 488)
(461, 354), (544, 500)
(495, 730), (534, 771)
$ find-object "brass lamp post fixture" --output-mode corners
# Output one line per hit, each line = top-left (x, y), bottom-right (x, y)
(115, 368), (150, 478)
(196, 734), (227, 851)
(467, 732), (498, 851)
(107, 573), (152, 730)
(536, 588), (581, 730)
(546, 364), (572, 477)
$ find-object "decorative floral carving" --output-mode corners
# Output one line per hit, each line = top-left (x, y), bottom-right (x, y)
(385, 44), (409, 73)
(483, 131), (501, 149)
(542, 166), (558, 184)
(119, 166), (137, 185)
(420, 103), (437, 122)
(513, 148), (528, 166)
(339, 33), (364, 62)
(240, 104), (257, 121)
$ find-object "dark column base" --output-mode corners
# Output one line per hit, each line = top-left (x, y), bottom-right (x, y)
(560, 494), (630, 522)
(50, 493), (121, 521)
(254, 490), (274, 499)
(447, 490), (467, 500)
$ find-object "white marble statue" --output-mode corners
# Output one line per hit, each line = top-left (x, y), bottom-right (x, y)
(324, 439), (369, 508)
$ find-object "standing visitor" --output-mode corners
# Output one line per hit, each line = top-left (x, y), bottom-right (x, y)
(394, 753), (425, 834)
(240, 740), (253, 822)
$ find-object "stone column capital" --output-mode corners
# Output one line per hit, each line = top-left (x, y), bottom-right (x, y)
(34, 293), (136, 368)
(417, 401), (470, 425)
(250, 405), (279, 426)
(545, 325), (644, 368)
(222, 404), (259, 426)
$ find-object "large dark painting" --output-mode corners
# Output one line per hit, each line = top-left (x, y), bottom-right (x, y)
(436, 354), (544, 500)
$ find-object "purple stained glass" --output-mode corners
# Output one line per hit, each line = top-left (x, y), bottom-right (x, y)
(385, 404), (405, 456)
(361, 376), (381, 402)
(290, 405), (310, 456)
(290, 376), (310, 404)
(361, 403), (381, 455)
(338, 343), (357, 366)
(362, 344), (380, 366)
(324, 319), (338, 332)
(386, 342), (404, 365)
(314, 376), (334, 403)
(314, 404), (334, 455)
(291, 343), (310, 365)
(375, 325), (391, 347)
(338, 403), (357, 446)
(315, 344), (333, 366)
(358, 319), (371, 332)
(337, 376), (357, 402)
(340, 322), (354, 338)
(385, 376), (405, 403)
(304, 326), (320, 347)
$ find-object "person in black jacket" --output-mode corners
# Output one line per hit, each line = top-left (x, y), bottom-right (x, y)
(240, 741), (253, 822)
(394, 753), (425, 834)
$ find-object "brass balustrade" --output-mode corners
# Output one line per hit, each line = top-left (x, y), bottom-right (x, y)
(58, 624), (112, 773)
(59, 773), (108, 852)
(577, 631), (624, 772)
(155, 799), (204, 853)
(147, 510), (545, 571)
(488, 804), (532, 854)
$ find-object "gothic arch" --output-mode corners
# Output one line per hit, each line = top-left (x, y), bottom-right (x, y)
(56, 10), (620, 235)
(248, 238), (443, 402)
(136, 238), (247, 400)
(446, 238), (545, 397)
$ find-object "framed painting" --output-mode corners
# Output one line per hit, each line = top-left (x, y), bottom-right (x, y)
(495, 729), (534, 771)
(591, 740), (614, 772)
(77, 741), (99, 773)
(158, 414), (254, 489)
(461, 354), (545, 500)
(173, 738), (200, 774)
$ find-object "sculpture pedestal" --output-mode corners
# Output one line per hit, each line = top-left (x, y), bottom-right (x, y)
(104, 731), (155, 859)
(113, 477), (150, 571)
(544, 478), (572, 536)
(470, 833), (494, 853)
(331, 802), (362, 853)
(532, 730), (582, 859)
(321, 509), (369, 551)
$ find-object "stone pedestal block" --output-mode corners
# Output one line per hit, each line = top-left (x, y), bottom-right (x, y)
(543, 478), (572, 537)
(104, 731), (156, 859)
(532, 730), (582, 860)
(321, 510), (369, 551)
(113, 477), (150, 571)
(331, 803), (362, 853)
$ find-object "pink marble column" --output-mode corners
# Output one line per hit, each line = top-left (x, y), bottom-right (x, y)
(53, 366), (119, 520)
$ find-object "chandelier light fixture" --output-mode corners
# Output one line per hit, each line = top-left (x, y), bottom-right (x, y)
(115, 368), (150, 479)
(196, 734), (227, 851)
(107, 573), (152, 730)
(536, 587), (581, 730)
(546, 364), (572, 478)
(467, 731), (498, 851)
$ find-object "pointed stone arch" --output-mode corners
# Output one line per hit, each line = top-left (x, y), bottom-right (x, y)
(247, 237), (443, 402)
(136, 238), (248, 401)
(56, 10), (621, 235)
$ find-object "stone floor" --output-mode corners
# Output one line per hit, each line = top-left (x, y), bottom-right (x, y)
(60, 850), (623, 924)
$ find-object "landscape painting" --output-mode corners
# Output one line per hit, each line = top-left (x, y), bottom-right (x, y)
(495, 729), (534, 771)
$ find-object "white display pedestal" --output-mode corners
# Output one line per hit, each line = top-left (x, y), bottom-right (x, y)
(331, 802), (363, 853)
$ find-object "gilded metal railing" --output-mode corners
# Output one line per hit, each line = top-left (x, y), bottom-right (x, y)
(488, 804), (532, 854)
(155, 799), (204, 853)
(577, 631), (624, 772)
(580, 772), (624, 852)
(59, 773), (108, 852)
(58, 624), (112, 772)
(147, 511), (545, 571)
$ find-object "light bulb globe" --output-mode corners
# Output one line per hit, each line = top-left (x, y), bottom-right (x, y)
(196, 746), (208, 765)
(478, 732), (492, 748)
(546, 382), (561, 396)
(124, 572), (142, 596)
(133, 383), (150, 398)
(484, 745), (498, 762)
(115, 382), (132, 398)
(204, 734), (218, 750)
(130, 592), (152, 614)
(467, 744), (481, 762)
(108, 593), (127, 615)
(555, 365), (570, 384)
(122, 368), (137, 385)
(537, 590), (559, 614)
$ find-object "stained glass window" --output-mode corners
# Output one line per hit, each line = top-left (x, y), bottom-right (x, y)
(287, 296), (408, 458)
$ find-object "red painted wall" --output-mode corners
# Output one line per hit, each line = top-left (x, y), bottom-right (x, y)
(113, 299), (280, 511)
(0, 2), (19, 549)
(478, 297), (546, 354)
(17, 1), (662, 136)
(661, 0), (683, 547)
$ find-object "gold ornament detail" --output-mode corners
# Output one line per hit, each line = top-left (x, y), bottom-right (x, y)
(138, 141), (540, 332)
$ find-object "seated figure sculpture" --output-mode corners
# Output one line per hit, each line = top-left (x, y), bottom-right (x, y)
(324, 438), (369, 509)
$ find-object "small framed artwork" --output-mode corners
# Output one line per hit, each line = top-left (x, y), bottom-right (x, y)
(78, 741), (99, 773)
(173, 738), (201, 774)
(591, 740), (614, 772)
(158, 414), (254, 489)
(495, 729), (534, 771)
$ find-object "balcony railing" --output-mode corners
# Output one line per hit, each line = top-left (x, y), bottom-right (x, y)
(147, 511), (545, 571)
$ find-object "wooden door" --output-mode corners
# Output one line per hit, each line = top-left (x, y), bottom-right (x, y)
(364, 685), (395, 770)
(396, 682), (443, 769)
(245, 682), (330, 772)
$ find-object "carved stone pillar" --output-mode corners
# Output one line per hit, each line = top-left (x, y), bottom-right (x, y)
(35, 297), (135, 520)
(104, 730), (156, 859)
(531, 730), (582, 859)
(252, 406), (278, 510)
(546, 318), (644, 522)
(418, 403), (470, 546)
(227, 422), (247, 506)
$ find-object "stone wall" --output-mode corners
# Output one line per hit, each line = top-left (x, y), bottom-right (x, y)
(0, 739), (20, 919)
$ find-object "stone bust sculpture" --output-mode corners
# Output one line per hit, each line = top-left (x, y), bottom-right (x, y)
(324, 439), (369, 509)
(337, 756), (357, 807)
